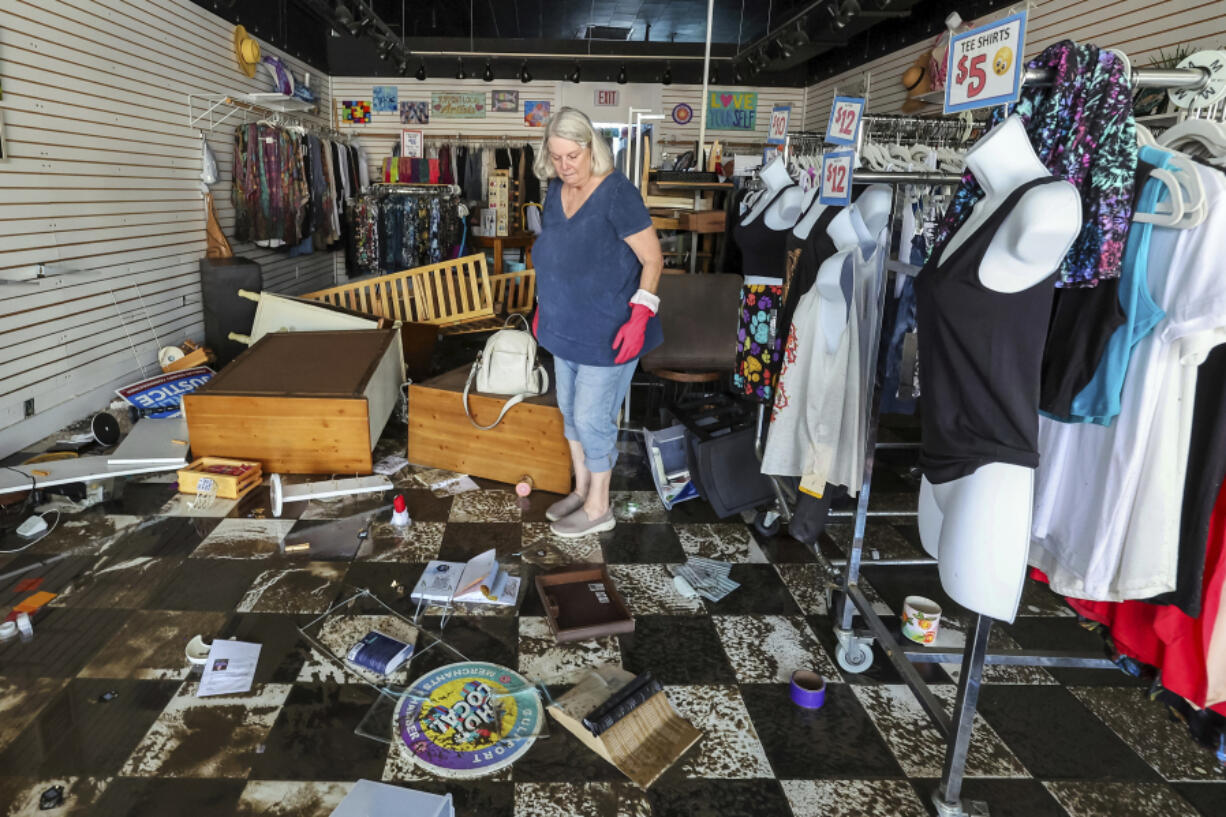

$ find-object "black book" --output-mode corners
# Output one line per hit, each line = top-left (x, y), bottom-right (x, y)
(582, 671), (662, 737)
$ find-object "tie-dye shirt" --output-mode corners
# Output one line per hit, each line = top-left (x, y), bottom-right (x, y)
(934, 41), (1137, 288)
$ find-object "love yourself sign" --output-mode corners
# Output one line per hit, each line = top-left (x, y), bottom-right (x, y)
(706, 90), (758, 131)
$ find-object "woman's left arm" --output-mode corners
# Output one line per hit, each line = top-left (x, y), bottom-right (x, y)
(623, 225), (664, 295)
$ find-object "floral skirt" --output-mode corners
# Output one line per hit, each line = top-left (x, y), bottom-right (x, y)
(732, 283), (784, 403)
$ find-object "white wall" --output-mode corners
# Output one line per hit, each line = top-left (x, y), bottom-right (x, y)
(803, 0), (1226, 127)
(0, 0), (338, 455)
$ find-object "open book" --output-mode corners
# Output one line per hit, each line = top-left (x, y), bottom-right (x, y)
(410, 548), (520, 607)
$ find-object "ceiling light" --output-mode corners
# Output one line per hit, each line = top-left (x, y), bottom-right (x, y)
(831, 0), (860, 29)
(709, 64), (719, 84)
(733, 62), (744, 83)
(396, 54), (410, 75)
(376, 38), (396, 61)
(416, 60), (427, 80)
(662, 62), (672, 85)
(483, 60), (494, 82)
(785, 21), (810, 48)
(519, 60), (532, 82)
(456, 58), (467, 80)
(777, 39), (794, 60)
(617, 64), (627, 84)
(570, 62), (581, 83)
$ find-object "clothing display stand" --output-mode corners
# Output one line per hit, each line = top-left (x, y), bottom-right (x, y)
(829, 62), (1212, 817)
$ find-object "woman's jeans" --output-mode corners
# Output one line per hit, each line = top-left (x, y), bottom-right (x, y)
(553, 356), (636, 474)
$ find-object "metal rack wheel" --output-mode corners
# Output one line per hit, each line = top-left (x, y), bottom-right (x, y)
(836, 641), (874, 673)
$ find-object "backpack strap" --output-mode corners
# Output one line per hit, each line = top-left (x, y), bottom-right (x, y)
(462, 355), (549, 431)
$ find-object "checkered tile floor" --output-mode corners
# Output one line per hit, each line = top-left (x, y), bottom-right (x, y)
(1, 428), (1224, 817)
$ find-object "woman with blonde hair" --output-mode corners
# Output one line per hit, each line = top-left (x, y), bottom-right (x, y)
(531, 107), (665, 537)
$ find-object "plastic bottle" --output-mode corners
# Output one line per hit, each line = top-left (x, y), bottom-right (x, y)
(391, 494), (411, 527)
(515, 475), (534, 497)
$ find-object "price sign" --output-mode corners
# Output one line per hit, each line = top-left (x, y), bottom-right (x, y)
(944, 10), (1027, 114)
(824, 96), (865, 146)
(767, 105), (791, 146)
(818, 150), (855, 207)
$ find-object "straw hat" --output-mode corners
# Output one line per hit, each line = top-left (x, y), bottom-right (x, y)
(234, 25), (261, 78)
(900, 50), (933, 114)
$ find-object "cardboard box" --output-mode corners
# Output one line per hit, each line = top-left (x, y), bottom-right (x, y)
(678, 210), (726, 233)
(535, 566), (634, 643)
(548, 664), (702, 789)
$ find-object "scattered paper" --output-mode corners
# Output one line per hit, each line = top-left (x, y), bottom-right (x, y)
(373, 455), (410, 477)
(197, 639), (261, 697)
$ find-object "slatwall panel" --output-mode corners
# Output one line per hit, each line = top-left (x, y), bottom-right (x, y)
(656, 83), (808, 150)
(329, 78), (561, 179)
(0, 0), (338, 454)
(803, 0), (1224, 128)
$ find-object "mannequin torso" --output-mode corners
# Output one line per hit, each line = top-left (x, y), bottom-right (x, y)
(740, 157), (804, 231)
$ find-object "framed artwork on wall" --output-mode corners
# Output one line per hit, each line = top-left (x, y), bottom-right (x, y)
(492, 91), (519, 112)
(401, 129), (424, 158)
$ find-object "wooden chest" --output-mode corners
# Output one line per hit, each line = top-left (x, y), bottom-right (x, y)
(408, 365), (572, 494)
(183, 329), (401, 474)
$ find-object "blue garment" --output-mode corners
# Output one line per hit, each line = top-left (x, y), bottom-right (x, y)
(1051, 145), (1172, 425)
(533, 172), (661, 366)
(553, 355), (637, 472)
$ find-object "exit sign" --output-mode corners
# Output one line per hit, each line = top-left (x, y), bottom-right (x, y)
(595, 89), (619, 106)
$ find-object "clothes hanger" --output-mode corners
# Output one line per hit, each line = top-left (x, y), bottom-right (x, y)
(1132, 166), (1187, 227)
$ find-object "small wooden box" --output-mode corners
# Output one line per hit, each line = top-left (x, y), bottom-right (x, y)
(408, 365), (572, 494)
(184, 329), (401, 474)
(535, 566), (635, 643)
(177, 457), (262, 500)
(678, 209), (726, 233)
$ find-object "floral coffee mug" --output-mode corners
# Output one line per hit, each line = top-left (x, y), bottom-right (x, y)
(901, 595), (942, 645)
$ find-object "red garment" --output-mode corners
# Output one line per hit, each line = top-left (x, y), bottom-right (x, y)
(428, 159), (440, 184)
(1060, 478), (1226, 714)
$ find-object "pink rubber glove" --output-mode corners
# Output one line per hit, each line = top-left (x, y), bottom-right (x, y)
(532, 305), (540, 337)
(612, 303), (654, 364)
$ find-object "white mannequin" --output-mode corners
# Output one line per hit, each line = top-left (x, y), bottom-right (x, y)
(917, 115), (1081, 622)
(791, 183), (826, 240)
(740, 156), (804, 231)
(815, 185), (893, 352)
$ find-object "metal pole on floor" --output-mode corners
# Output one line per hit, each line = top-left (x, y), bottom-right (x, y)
(934, 613), (994, 817)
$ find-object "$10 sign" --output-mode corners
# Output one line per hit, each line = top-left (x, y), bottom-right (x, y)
(825, 96), (865, 146)
(944, 10), (1027, 114)
(819, 150), (855, 207)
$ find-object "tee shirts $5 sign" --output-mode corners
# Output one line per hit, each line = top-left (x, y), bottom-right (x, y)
(944, 10), (1028, 114)
(825, 96), (865, 146)
(819, 150), (855, 207)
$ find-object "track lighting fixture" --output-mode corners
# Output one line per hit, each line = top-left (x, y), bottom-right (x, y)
(733, 62), (744, 83)
(395, 54), (410, 75)
(335, 1), (372, 37)
(519, 60), (532, 83)
(830, 0), (860, 29)
(456, 58), (467, 80)
(777, 39), (794, 60)
(661, 62), (672, 85)
(709, 64), (719, 84)
(617, 64), (627, 84)
(415, 60), (427, 80)
(483, 60), (494, 82)
(376, 38), (396, 61)
(570, 62), (581, 83)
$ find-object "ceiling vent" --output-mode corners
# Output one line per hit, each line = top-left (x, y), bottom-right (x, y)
(582, 24), (634, 40)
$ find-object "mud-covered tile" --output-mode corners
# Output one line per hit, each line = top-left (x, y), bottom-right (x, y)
(144, 559), (268, 611)
(517, 616), (621, 685)
(105, 516), (220, 560)
(781, 779), (927, 817)
(0, 775), (111, 817)
(976, 685), (1160, 783)
(521, 523), (605, 567)
(742, 683), (901, 779)
(356, 521), (446, 562)
(437, 523), (523, 561)
(647, 779), (790, 817)
(235, 563), (347, 614)
(620, 616), (734, 684)
(449, 490), (522, 523)
(702, 563), (801, 615)
(775, 563), (832, 615)
(25, 513), (144, 558)
(510, 716), (623, 783)
(219, 614), (314, 684)
(0, 676), (68, 752)
(605, 564), (704, 615)
(911, 778), (1067, 817)
(712, 614), (838, 683)
(249, 684), (388, 781)
(297, 491), (392, 520)
(0, 678), (181, 776)
(48, 553), (184, 610)
(190, 519), (296, 559)
(851, 684), (1028, 778)
(933, 615), (1057, 685)
(235, 780), (352, 817)
(664, 685), (772, 779)
(824, 523), (924, 561)
(89, 777), (246, 817)
(119, 681), (291, 777)
(1000, 618), (1131, 687)
(1017, 580), (1076, 617)
(1173, 782), (1226, 817)
(675, 523), (768, 563)
(1070, 686), (1226, 781)
(0, 607), (130, 679)
(600, 523), (686, 563)
(513, 782), (616, 817)
(296, 614), (420, 685)
(1044, 781), (1200, 817)
(610, 491), (669, 523)
(79, 610), (228, 680)
(154, 493), (239, 518)
(105, 480), (179, 514)
(404, 616), (518, 677)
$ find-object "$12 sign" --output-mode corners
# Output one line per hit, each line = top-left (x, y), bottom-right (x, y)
(825, 96), (865, 146)
(944, 10), (1027, 114)
(819, 150), (855, 207)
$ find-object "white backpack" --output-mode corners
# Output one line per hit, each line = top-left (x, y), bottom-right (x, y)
(463, 314), (549, 430)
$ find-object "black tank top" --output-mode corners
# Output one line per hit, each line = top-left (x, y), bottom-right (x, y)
(732, 184), (799, 279)
(915, 176), (1063, 484)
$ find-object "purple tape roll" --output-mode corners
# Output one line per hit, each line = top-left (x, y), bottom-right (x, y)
(790, 669), (826, 709)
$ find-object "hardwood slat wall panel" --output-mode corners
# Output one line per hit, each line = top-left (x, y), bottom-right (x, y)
(802, 0), (1220, 128)
(656, 83), (808, 149)
(0, 0), (339, 456)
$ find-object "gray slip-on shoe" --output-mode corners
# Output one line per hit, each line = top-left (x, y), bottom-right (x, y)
(550, 507), (615, 538)
(545, 492), (585, 522)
